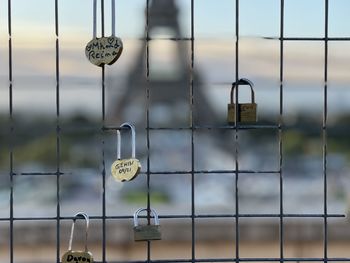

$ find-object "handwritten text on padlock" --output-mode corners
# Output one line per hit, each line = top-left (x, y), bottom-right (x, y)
(85, 36), (122, 66)
(62, 251), (93, 263)
(111, 159), (141, 182)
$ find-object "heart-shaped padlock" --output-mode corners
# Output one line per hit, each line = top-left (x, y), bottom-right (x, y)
(85, 0), (123, 67)
(61, 213), (94, 263)
(111, 123), (141, 182)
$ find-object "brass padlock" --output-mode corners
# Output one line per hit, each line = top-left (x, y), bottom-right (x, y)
(85, 0), (123, 67)
(61, 213), (94, 263)
(227, 78), (257, 123)
(111, 123), (141, 182)
(133, 208), (161, 241)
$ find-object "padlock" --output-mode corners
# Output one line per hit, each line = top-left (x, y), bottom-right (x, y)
(133, 208), (162, 241)
(227, 78), (257, 123)
(61, 212), (94, 263)
(111, 123), (141, 182)
(85, 0), (123, 67)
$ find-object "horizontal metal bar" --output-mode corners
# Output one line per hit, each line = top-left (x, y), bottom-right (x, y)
(13, 172), (65, 176)
(157, 213), (345, 219)
(280, 37), (350, 41)
(140, 170), (280, 175)
(84, 257), (350, 263)
(264, 36), (350, 41)
(103, 125), (279, 131)
(144, 37), (192, 41)
(11, 170), (280, 177)
(0, 213), (344, 221)
(3, 123), (277, 137)
(131, 36), (350, 42)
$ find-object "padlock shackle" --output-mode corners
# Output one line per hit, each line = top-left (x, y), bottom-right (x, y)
(120, 122), (136, 158)
(93, 0), (97, 39)
(92, 0), (116, 38)
(116, 130), (121, 160)
(230, 78), (255, 104)
(133, 208), (160, 227)
(68, 212), (89, 252)
(111, 0), (116, 36)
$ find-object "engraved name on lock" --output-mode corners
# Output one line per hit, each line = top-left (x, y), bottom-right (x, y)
(85, 36), (123, 67)
(62, 251), (93, 263)
(133, 208), (162, 242)
(111, 123), (141, 182)
(111, 158), (141, 182)
(62, 213), (94, 263)
(85, 0), (123, 67)
(227, 78), (257, 123)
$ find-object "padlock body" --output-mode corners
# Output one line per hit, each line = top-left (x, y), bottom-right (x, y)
(228, 103), (257, 123)
(61, 250), (94, 263)
(134, 225), (162, 241)
(111, 158), (141, 182)
(85, 36), (123, 67)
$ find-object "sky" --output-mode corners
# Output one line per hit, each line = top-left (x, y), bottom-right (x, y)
(2, 0), (349, 38)
(0, 0), (350, 117)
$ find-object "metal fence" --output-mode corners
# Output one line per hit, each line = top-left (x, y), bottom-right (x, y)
(3, 0), (350, 262)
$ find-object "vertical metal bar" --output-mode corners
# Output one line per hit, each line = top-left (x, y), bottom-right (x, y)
(54, 0), (61, 262)
(101, 0), (107, 262)
(145, 0), (151, 262)
(190, 0), (195, 263)
(8, 0), (13, 262)
(279, 1), (285, 263)
(323, 1), (329, 262)
(234, 0), (240, 262)
(101, 121), (107, 263)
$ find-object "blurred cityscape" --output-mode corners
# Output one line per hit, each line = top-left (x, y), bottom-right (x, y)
(1, 0), (350, 262)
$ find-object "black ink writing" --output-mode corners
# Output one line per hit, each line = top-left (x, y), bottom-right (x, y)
(114, 160), (137, 175)
(85, 36), (122, 66)
(65, 253), (91, 263)
(86, 38), (120, 52)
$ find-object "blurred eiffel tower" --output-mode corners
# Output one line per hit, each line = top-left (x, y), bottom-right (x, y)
(108, 0), (220, 127)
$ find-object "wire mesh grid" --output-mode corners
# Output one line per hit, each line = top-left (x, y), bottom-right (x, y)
(3, 0), (350, 262)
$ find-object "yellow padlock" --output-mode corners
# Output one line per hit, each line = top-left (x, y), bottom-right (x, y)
(111, 123), (141, 182)
(85, 0), (123, 67)
(227, 78), (257, 123)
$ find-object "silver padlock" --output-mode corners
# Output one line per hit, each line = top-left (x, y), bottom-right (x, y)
(61, 212), (94, 263)
(133, 208), (162, 241)
(111, 123), (141, 182)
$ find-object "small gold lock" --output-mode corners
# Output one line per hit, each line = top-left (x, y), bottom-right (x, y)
(111, 123), (141, 182)
(227, 78), (257, 123)
(85, 0), (123, 67)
